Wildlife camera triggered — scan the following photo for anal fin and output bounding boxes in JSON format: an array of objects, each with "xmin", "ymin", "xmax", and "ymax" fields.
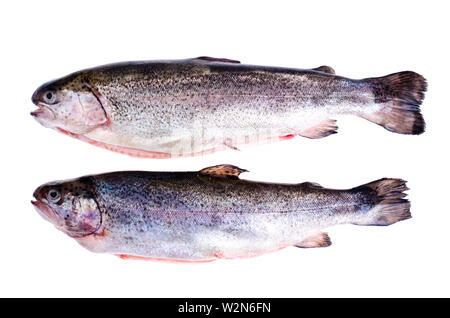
[
  {"xmin": 299, "ymin": 119, "xmax": 338, "ymax": 139},
  {"xmin": 295, "ymin": 232, "xmax": 331, "ymax": 248}
]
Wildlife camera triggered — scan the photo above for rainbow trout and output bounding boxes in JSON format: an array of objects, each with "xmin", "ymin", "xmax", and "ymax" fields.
[
  {"xmin": 31, "ymin": 57, "xmax": 427, "ymax": 158},
  {"xmin": 31, "ymin": 165, "xmax": 411, "ymax": 262}
]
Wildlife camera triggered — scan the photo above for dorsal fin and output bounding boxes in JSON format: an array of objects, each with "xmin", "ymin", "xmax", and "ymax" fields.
[
  {"xmin": 300, "ymin": 182, "xmax": 323, "ymax": 189},
  {"xmin": 195, "ymin": 56, "xmax": 241, "ymax": 64},
  {"xmin": 199, "ymin": 164, "xmax": 247, "ymax": 179},
  {"xmin": 311, "ymin": 65, "xmax": 335, "ymax": 74}
]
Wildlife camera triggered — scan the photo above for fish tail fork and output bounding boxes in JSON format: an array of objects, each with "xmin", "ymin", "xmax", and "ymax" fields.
[
  {"xmin": 361, "ymin": 71, "xmax": 427, "ymax": 135},
  {"xmin": 352, "ymin": 178, "xmax": 411, "ymax": 226}
]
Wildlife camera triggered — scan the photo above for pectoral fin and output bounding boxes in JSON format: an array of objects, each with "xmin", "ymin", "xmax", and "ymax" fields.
[
  {"xmin": 223, "ymin": 138, "xmax": 240, "ymax": 151},
  {"xmin": 295, "ymin": 232, "xmax": 331, "ymax": 248}
]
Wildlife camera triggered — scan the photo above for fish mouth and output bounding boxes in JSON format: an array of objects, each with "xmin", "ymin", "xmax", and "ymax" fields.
[
  {"xmin": 31, "ymin": 199, "xmax": 62, "ymax": 226},
  {"xmin": 30, "ymin": 102, "xmax": 55, "ymax": 121}
]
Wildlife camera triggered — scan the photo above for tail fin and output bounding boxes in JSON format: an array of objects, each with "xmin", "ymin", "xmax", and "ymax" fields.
[
  {"xmin": 355, "ymin": 178, "xmax": 411, "ymax": 226},
  {"xmin": 362, "ymin": 71, "xmax": 427, "ymax": 134}
]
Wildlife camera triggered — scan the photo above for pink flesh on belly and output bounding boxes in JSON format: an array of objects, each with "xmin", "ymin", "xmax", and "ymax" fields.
[
  {"xmin": 116, "ymin": 254, "xmax": 217, "ymax": 263},
  {"xmin": 116, "ymin": 246, "xmax": 290, "ymax": 263},
  {"xmin": 56, "ymin": 128, "xmax": 296, "ymax": 159}
]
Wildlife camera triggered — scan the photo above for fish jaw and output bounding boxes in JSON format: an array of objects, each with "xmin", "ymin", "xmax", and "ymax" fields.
[
  {"xmin": 31, "ymin": 200, "xmax": 64, "ymax": 229},
  {"xmin": 30, "ymin": 102, "xmax": 57, "ymax": 128}
]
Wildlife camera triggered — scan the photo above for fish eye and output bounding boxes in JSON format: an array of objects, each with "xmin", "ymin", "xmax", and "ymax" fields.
[
  {"xmin": 47, "ymin": 189, "xmax": 61, "ymax": 203},
  {"xmin": 43, "ymin": 90, "xmax": 56, "ymax": 104}
]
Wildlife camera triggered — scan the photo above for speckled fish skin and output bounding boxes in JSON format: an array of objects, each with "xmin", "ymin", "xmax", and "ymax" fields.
[
  {"xmin": 31, "ymin": 57, "xmax": 427, "ymax": 158},
  {"xmin": 31, "ymin": 165, "xmax": 411, "ymax": 261}
]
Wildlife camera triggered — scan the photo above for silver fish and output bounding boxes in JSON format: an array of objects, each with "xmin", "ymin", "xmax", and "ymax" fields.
[
  {"xmin": 31, "ymin": 57, "xmax": 427, "ymax": 158},
  {"xmin": 31, "ymin": 165, "xmax": 411, "ymax": 262}
]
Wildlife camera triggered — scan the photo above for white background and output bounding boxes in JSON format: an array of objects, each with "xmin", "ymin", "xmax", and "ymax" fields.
[{"xmin": 1, "ymin": 1, "xmax": 448, "ymax": 297}]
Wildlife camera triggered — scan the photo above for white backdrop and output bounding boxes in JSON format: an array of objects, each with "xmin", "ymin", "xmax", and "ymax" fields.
[{"xmin": 1, "ymin": 0, "xmax": 448, "ymax": 297}]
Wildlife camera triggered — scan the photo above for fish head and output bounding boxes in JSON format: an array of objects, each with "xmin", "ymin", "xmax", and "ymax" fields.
[
  {"xmin": 31, "ymin": 178, "xmax": 102, "ymax": 238},
  {"xmin": 31, "ymin": 73, "xmax": 108, "ymax": 134}
]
